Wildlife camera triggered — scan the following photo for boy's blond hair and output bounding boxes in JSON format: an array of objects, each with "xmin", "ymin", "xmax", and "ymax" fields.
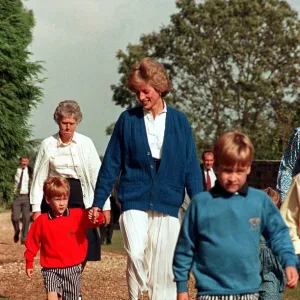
[
  {"xmin": 43, "ymin": 177, "xmax": 70, "ymax": 200},
  {"xmin": 213, "ymin": 132, "xmax": 254, "ymax": 167}
]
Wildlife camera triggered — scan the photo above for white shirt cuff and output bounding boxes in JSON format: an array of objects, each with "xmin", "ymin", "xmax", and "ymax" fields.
[
  {"xmin": 102, "ymin": 197, "xmax": 111, "ymax": 211},
  {"xmin": 31, "ymin": 204, "xmax": 41, "ymax": 213}
]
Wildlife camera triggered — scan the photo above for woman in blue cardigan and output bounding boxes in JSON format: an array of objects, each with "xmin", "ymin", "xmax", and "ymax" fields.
[{"xmin": 92, "ymin": 58, "xmax": 203, "ymax": 300}]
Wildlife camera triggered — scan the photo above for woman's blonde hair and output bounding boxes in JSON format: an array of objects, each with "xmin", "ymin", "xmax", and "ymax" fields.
[
  {"xmin": 43, "ymin": 177, "xmax": 70, "ymax": 201},
  {"xmin": 213, "ymin": 132, "xmax": 254, "ymax": 167},
  {"xmin": 53, "ymin": 100, "xmax": 83, "ymax": 124},
  {"xmin": 127, "ymin": 57, "xmax": 172, "ymax": 97}
]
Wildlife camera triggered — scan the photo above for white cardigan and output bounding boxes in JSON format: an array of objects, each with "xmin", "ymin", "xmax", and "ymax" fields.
[{"xmin": 30, "ymin": 132, "xmax": 110, "ymax": 212}]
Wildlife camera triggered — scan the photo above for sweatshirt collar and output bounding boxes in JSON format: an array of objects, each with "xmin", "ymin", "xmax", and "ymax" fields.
[
  {"xmin": 48, "ymin": 208, "xmax": 70, "ymax": 220},
  {"xmin": 210, "ymin": 180, "xmax": 248, "ymax": 198}
]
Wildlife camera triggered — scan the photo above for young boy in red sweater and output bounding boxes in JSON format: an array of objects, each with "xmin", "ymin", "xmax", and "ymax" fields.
[{"xmin": 24, "ymin": 177, "xmax": 103, "ymax": 300}]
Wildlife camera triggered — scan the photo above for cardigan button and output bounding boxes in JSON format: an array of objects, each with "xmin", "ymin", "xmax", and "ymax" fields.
[
  {"xmin": 150, "ymin": 165, "xmax": 154, "ymax": 169},
  {"xmin": 147, "ymin": 152, "xmax": 151, "ymax": 155}
]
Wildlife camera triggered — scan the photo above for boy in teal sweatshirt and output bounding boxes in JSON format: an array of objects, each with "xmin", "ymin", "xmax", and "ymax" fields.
[{"xmin": 173, "ymin": 132, "xmax": 298, "ymax": 300}]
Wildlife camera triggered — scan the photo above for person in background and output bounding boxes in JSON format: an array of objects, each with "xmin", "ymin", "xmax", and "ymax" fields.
[
  {"xmin": 180, "ymin": 151, "xmax": 216, "ymax": 222},
  {"xmin": 259, "ymin": 187, "xmax": 286, "ymax": 300},
  {"xmin": 200, "ymin": 151, "xmax": 217, "ymax": 190},
  {"xmin": 100, "ymin": 196, "xmax": 114, "ymax": 245},
  {"xmin": 173, "ymin": 132, "xmax": 298, "ymax": 300},
  {"xmin": 277, "ymin": 128, "xmax": 300, "ymax": 202},
  {"xmin": 91, "ymin": 57, "xmax": 203, "ymax": 300},
  {"xmin": 30, "ymin": 100, "xmax": 111, "ymax": 290},
  {"xmin": 11, "ymin": 155, "xmax": 33, "ymax": 244},
  {"xmin": 100, "ymin": 179, "xmax": 121, "ymax": 245},
  {"xmin": 25, "ymin": 177, "xmax": 104, "ymax": 300},
  {"xmin": 280, "ymin": 173, "xmax": 300, "ymax": 277}
]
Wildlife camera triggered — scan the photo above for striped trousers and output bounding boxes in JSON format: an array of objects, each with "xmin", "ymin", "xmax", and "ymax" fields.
[
  {"xmin": 41, "ymin": 264, "xmax": 82, "ymax": 300},
  {"xmin": 120, "ymin": 209, "xmax": 180, "ymax": 300},
  {"xmin": 197, "ymin": 293, "xmax": 259, "ymax": 300}
]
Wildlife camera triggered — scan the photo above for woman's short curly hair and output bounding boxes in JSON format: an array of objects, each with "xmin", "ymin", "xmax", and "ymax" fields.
[
  {"xmin": 127, "ymin": 57, "xmax": 172, "ymax": 98},
  {"xmin": 53, "ymin": 100, "xmax": 83, "ymax": 124}
]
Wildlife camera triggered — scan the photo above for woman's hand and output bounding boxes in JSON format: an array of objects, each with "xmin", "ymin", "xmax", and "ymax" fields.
[
  {"xmin": 32, "ymin": 212, "xmax": 41, "ymax": 221},
  {"xmin": 103, "ymin": 210, "xmax": 111, "ymax": 225}
]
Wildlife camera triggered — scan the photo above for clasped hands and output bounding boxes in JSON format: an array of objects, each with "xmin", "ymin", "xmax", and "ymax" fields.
[{"xmin": 88, "ymin": 207, "xmax": 111, "ymax": 226}]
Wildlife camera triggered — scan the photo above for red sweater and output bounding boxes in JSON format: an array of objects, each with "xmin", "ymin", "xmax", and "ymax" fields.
[{"xmin": 24, "ymin": 208, "xmax": 104, "ymax": 269}]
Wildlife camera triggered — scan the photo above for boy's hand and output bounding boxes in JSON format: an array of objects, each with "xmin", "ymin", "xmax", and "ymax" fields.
[
  {"xmin": 177, "ymin": 292, "xmax": 189, "ymax": 300},
  {"xmin": 89, "ymin": 207, "xmax": 101, "ymax": 224},
  {"xmin": 26, "ymin": 268, "xmax": 33, "ymax": 278},
  {"xmin": 285, "ymin": 266, "xmax": 299, "ymax": 288}
]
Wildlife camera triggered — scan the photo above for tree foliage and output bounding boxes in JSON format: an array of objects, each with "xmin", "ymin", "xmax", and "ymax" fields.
[
  {"xmin": 111, "ymin": 0, "xmax": 300, "ymax": 159},
  {"xmin": 0, "ymin": 0, "xmax": 44, "ymax": 205}
]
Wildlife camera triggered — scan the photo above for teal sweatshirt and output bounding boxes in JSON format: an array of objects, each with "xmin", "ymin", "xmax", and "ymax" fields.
[{"xmin": 173, "ymin": 182, "xmax": 298, "ymax": 296}]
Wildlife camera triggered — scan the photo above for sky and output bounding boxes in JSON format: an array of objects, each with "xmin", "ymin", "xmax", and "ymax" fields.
[
  {"xmin": 24, "ymin": 0, "xmax": 177, "ymax": 155},
  {"xmin": 24, "ymin": 0, "xmax": 300, "ymax": 155}
]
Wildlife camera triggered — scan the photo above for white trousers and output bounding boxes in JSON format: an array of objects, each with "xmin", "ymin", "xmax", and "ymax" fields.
[{"xmin": 119, "ymin": 210, "xmax": 180, "ymax": 300}]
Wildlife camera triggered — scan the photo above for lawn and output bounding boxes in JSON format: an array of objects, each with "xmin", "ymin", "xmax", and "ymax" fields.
[
  {"xmin": 101, "ymin": 228, "xmax": 125, "ymax": 254},
  {"xmin": 103, "ymin": 228, "xmax": 300, "ymax": 299},
  {"xmin": 284, "ymin": 287, "xmax": 300, "ymax": 300}
]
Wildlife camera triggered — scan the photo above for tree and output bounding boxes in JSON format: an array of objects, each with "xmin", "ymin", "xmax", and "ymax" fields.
[
  {"xmin": 0, "ymin": 0, "xmax": 44, "ymax": 205},
  {"xmin": 111, "ymin": 0, "xmax": 300, "ymax": 159}
]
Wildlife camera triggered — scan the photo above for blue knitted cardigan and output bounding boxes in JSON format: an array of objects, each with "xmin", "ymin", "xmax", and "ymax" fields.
[{"xmin": 93, "ymin": 105, "xmax": 203, "ymax": 218}]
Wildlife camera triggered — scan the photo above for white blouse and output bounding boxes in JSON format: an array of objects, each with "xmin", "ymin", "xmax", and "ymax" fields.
[
  {"xmin": 49, "ymin": 139, "xmax": 79, "ymax": 179},
  {"xmin": 143, "ymin": 102, "xmax": 167, "ymax": 159}
]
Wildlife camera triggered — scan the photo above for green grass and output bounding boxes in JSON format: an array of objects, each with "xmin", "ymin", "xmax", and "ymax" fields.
[
  {"xmin": 284, "ymin": 286, "xmax": 300, "ymax": 300},
  {"xmin": 101, "ymin": 228, "xmax": 126, "ymax": 254},
  {"xmin": 0, "ymin": 207, "xmax": 9, "ymax": 213}
]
